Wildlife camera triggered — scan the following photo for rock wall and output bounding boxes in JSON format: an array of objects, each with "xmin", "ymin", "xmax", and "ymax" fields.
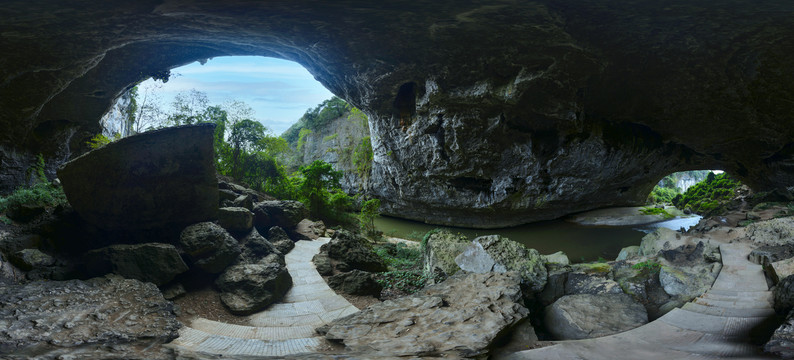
[
  {"xmin": 294, "ymin": 111, "xmax": 371, "ymax": 193},
  {"xmin": 1, "ymin": 1, "xmax": 793, "ymax": 226}
]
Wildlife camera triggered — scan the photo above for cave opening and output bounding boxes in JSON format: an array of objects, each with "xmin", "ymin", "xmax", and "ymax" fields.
[{"xmin": 100, "ymin": 56, "xmax": 335, "ymax": 139}]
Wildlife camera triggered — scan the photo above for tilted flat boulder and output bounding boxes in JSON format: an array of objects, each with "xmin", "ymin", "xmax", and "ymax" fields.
[
  {"xmin": 57, "ymin": 124, "xmax": 218, "ymax": 231},
  {"xmin": 323, "ymin": 271, "xmax": 528, "ymax": 358},
  {"xmin": 544, "ymin": 293, "xmax": 648, "ymax": 340}
]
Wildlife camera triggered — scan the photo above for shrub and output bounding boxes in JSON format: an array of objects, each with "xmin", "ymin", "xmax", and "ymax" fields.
[
  {"xmin": 672, "ymin": 173, "xmax": 741, "ymax": 216},
  {"xmin": 0, "ymin": 182, "xmax": 67, "ymax": 214}
]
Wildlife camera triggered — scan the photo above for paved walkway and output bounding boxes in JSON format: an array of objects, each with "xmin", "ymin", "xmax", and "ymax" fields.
[
  {"xmin": 502, "ymin": 241, "xmax": 777, "ymax": 359},
  {"xmin": 168, "ymin": 237, "xmax": 358, "ymax": 357}
]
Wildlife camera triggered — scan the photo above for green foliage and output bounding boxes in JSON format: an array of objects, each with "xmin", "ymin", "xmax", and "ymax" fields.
[
  {"xmin": 632, "ymin": 260, "xmax": 661, "ymax": 275},
  {"xmin": 86, "ymin": 133, "xmax": 121, "ymax": 149},
  {"xmin": 282, "ymin": 96, "xmax": 351, "ymax": 145},
  {"xmin": 672, "ymin": 173, "xmax": 742, "ymax": 216},
  {"xmin": 639, "ymin": 207, "xmax": 675, "ymax": 219},
  {"xmin": 27, "ymin": 154, "xmax": 47, "ymax": 184},
  {"xmin": 0, "ymin": 182, "xmax": 67, "ymax": 214},
  {"xmin": 420, "ymin": 228, "xmax": 445, "ymax": 250},
  {"xmin": 359, "ymin": 198, "xmax": 381, "ymax": 238},
  {"xmin": 296, "ymin": 128, "xmax": 313, "ymax": 151},
  {"xmin": 352, "ymin": 136, "xmax": 373, "ymax": 181},
  {"xmin": 646, "ymin": 186, "xmax": 680, "ymax": 205},
  {"xmin": 323, "ymin": 133, "xmax": 338, "ymax": 142},
  {"xmin": 373, "ymin": 242, "xmax": 427, "ymax": 296}
]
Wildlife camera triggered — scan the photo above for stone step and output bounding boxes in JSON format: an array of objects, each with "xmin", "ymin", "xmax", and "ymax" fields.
[
  {"xmin": 682, "ymin": 302, "xmax": 775, "ymax": 318},
  {"xmin": 699, "ymin": 290, "xmax": 773, "ymax": 303},
  {"xmin": 190, "ymin": 317, "xmax": 317, "ymax": 340},
  {"xmin": 169, "ymin": 326, "xmax": 324, "ymax": 357},
  {"xmin": 706, "ymin": 289, "xmax": 774, "ymax": 298},
  {"xmin": 659, "ymin": 308, "xmax": 769, "ymax": 336},
  {"xmin": 694, "ymin": 296, "xmax": 772, "ymax": 309},
  {"xmin": 668, "ymin": 333, "xmax": 767, "ymax": 358}
]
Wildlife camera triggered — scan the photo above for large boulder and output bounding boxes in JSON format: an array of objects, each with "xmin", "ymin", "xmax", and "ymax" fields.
[
  {"xmin": 294, "ymin": 219, "xmax": 325, "ymax": 240},
  {"xmin": 327, "ymin": 269, "xmax": 382, "ymax": 297},
  {"xmin": 774, "ymin": 275, "xmax": 794, "ymax": 314},
  {"xmin": 84, "ymin": 243, "xmax": 188, "ymax": 286},
  {"xmin": 252, "ymin": 200, "xmax": 308, "ymax": 231},
  {"xmin": 658, "ymin": 264, "xmax": 720, "ymax": 299},
  {"xmin": 748, "ymin": 217, "xmax": 794, "ymax": 247},
  {"xmin": 237, "ymin": 229, "xmax": 283, "ymax": 265},
  {"xmin": 765, "ymin": 308, "xmax": 794, "ymax": 358},
  {"xmin": 217, "ymin": 207, "xmax": 253, "ymax": 233},
  {"xmin": 268, "ymin": 226, "xmax": 295, "ymax": 255},
  {"xmin": 0, "ymin": 275, "xmax": 180, "ymax": 357},
  {"xmin": 179, "ymin": 222, "xmax": 241, "ymax": 273},
  {"xmin": 215, "ymin": 263, "xmax": 292, "ymax": 315},
  {"xmin": 323, "ymin": 272, "xmax": 528, "ymax": 357},
  {"xmin": 422, "ymin": 230, "xmax": 470, "ymax": 281},
  {"xmin": 322, "ymin": 229, "xmax": 387, "ymax": 273},
  {"xmin": 454, "ymin": 235, "xmax": 548, "ymax": 292},
  {"xmin": 544, "ymin": 293, "xmax": 648, "ymax": 340},
  {"xmin": 57, "ymin": 124, "xmax": 218, "ymax": 231},
  {"xmin": 9, "ymin": 248, "xmax": 55, "ymax": 271}
]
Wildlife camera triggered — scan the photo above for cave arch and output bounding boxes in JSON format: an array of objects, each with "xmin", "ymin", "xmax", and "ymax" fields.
[{"xmin": 2, "ymin": 1, "xmax": 794, "ymax": 227}]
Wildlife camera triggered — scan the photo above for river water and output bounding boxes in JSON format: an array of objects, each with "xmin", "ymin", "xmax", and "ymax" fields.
[{"xmin": 375, "ymin": 214, "xmax": 702, "ymax": 263}]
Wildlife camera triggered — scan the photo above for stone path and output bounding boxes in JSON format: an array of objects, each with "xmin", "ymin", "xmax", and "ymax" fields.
[
  {"xmin": 502, "ymin": 241, "xmax": 777, "ymax": 359},
  {"xmin": 169, "ymin": 237, "xmax": 358, "ymax": 357}
]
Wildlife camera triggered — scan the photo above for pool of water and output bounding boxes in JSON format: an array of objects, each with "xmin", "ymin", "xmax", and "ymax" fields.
[{"xmin": 375, "ymin": 213, "xmax": 702, "ymax": 263}]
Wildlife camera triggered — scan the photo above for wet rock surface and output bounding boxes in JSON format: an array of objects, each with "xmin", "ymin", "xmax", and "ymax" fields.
[
  {"xmin": 56, "ymin": 124, "xmax": 218, "ymax": 231},
  {"xmin": 0, "ymin": 275, "xmax": 180, "ymax": 358},
  {"xmin": 323, "ymin": 271, "xmax": 529, "ymax": 357},
  {"xmin": 544, "ymin": 293, "xmax": 648, "ymax": 340}
]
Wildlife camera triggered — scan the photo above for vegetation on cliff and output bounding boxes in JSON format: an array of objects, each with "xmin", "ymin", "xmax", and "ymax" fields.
[{"xmin": 672, "ymin": 172, "xmax": 742, "ymax": 215}]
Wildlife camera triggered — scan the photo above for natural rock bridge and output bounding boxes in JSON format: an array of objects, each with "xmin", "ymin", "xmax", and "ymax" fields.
[{"xmin": 2, "ymin": 1, "xmax": 793, "ymax": 228}]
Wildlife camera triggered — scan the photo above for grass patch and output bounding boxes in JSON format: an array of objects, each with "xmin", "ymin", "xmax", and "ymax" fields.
[
  {"xmin": 639, "ymin": 207, "xmax": 675, "ymax": 219},
  {"xmin": 373, "ymin": 242, "xmax": 428, "ymax": 297},
  {"xmin": 0, "ymin": 182, "xmax": 67, "ymax": 214},
  {"xmin": 632, "ymin": 260, "xmax": 661, "ymax": 275}
]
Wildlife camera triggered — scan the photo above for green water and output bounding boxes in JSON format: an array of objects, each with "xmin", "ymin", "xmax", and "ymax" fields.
[{"xmin": 375, "ymin": 215, "xmax": 699, "ymax": 262}]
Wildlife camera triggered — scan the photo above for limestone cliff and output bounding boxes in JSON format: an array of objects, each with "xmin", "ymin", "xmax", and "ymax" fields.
[
  {"xmin": 1, "ymin": 1, "xmax": 793, "ymax": 227},
  {"xmin": 291, "ymin": 111, "xmax": 371, "ymax": 193}
]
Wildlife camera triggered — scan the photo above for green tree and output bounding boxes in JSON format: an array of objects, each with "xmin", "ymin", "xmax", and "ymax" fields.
[
  {"xmin": 298, "ymin": 160, "xmax": 342, "ymax": 218},
  {"xmin": 359, "ymin": 198, "xmax": 381, "ymax": 238}
]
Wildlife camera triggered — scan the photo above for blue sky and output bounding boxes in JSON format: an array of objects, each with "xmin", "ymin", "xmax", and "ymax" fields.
[{"xmin": 137, "ymin": 56, "xmax": 335, "ymax": 135}]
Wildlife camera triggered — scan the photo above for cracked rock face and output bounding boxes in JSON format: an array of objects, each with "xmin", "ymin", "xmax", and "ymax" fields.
[
  {"xmin": 2, "ymin": 1, "xmax": 794, "ymax": 227},
  {"xmin": 0, "ymin": 275, "xmax": 180, "ymax": 359}
]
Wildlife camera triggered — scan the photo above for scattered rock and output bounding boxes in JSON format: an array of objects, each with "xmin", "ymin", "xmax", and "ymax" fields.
[
  {"xmin": 422, "ymin": 230, "xmax": 470, "ymax": 281},
  {"xmin": 454, "ymin": 235, "xmax": 547, "ymax": 292},
  {"xmin": 544, "ymin": 293, "xmax": 648, "ymax": 340},
  {"xmin": 0, "ymin": 275, "xmax": 180, "ymax": 356},
  {"xmin": 162, "ymin": 283, "xmax": 186, "ymax": 300},
  {"xmin": 237, "ymin": 229, "xmax": 282, "ymax": 265},
  {"xmin": 765, "ymin": 308, "xmax": 794, "ymax": 358},
  {"xmin": 327, "ymin": 269, "xmax": 382, "ymax": 297},
  {"xmin": 84, "ymin": 243, "xmax": 188, "ymax": 286},
  {"xmin": 215, "ymin": 263, "xmax": 292, "ymax": 315},
  {"xmin": 9, "ymin": 248, "xmax": 55, "ymax": 271},
  {"xmin": 769, "ymin": 258, "xmax": 794, "ymax": 284},
  {"xmin": 659, "ymin": 264, "xmax": 720, "ymax": 298},
  {"xmin": 219, "ymin": 189, "xmax": 239, "ymax": 203},
  {"xmin": 268, "ymin": 226, "xmax": 295, "ymax": 255},
  {"xmin": 322, "ymin": 229, "xmax": 386, "ymax": 273},
  {"xmin": 252, "ymin": 200, "xmax": 308, "ymax": 231},
  {"xmin": 639, "ymin": 228, "xmax": 678, "ymax": 256},
  {"xmin": 542, "ymin": 251, "xmax": 570, "ymax": 267},
  {"xmin": 313, "ymin": 253, "xmax": 333, "ymax": 276},
  {"xmin": 294, "ymin": 219, "xmax": 325, "ymax": 240},
  {"xmin": 616, "ymin": 246, "xmax": 641, "ymax": 261},
  {"xmin": 233, "ymin": 194, "xmax": 254, "ymax": 210},
  {"xmin": 324, "ymin": 272, "xmax": 529, "ymax": 357},
  {"xmin": 750, "ymin": 245, "xmax": 794, "ymax": 266},
  {"xmin": 6, "ymin": 203, "xmax": 46, "ymax": 223},
  {"xmin": 218, "ymin": 207, "xmax": 253, "ymax": 233},
  {"xmin": 774, "ymin": 275, "xmax": 794, "ymax": 314},
  {"xmin": 179, "ymin": 222, "xmax": 241, "ymax": 273},
  {"xmin": 57, "ymin": 124, "xmax": 219, "ymax": 231}
]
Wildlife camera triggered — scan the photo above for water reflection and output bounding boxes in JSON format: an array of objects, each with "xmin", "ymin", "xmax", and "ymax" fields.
[{"xmin": 374, "ymin": 214, "xmax": 702, "ymax": 263}]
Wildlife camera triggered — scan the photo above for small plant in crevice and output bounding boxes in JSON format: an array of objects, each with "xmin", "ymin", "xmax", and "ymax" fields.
[{"xmin": 632, "ymin": 260, "xmax": 661, "ymax": 275}]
